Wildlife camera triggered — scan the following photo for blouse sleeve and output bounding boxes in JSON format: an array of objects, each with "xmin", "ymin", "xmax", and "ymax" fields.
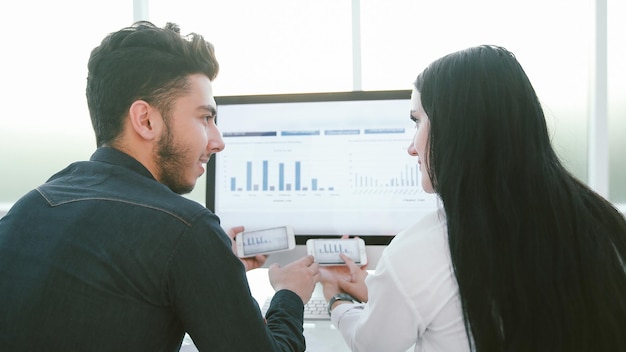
[
  {"xmin": 330, "ymin": 210, "xmax": 466, "ymax": 352},
  {"xmin": 331, "ymin": 254, "xmax": 424, "ymax": 352}
]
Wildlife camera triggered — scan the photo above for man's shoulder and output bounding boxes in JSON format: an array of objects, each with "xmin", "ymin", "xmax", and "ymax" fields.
[{"xmin": 37, "ymin": 160, "xmax": 214, "ymax": 225}]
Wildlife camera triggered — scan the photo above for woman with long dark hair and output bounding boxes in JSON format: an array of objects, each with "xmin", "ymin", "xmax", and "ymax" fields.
[{"xmin": 321, "ymin": 45, "xmax": 626, "ymax": 351}]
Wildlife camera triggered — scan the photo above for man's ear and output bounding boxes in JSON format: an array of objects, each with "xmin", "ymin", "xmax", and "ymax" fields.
[{"xmin": 128, "ymin": 100, "xmax": 161, "ymax": 141}]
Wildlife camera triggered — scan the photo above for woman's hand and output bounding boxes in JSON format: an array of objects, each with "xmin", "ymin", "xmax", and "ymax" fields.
[
  {"xmin": 319, "ymin": 251, "xmax": 369, "ymax": 303},
  {"xmin": 336, "ymin": 253, "xmax": 369, "ymax": 303}
]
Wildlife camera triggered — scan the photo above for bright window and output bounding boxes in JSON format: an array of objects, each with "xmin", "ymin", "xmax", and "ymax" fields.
[
  {"xmin": 0, "ymin": 0, "xmax": 132, "ymax": 208},
  {"xmin": 0, "ymin": 0, "xmax": 623, "ymax": 210},
  {"xmin": 608, "ymin": 0, "xmax": 626, "ymax": 203}
]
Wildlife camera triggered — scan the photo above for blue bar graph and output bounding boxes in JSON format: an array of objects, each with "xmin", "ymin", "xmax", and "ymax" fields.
[
  {"xmin": 295, "ymin": 161, "xmax": 301, "ymax": 191},
  {"xmin": 279, "ymin": 163, "xmax": 285, "ymax": 191},
  {"xmin": 246, "ymin": 162, "xmax": 252, "ymax": 191},
  {"xmin": 262, "ymin": 160, "xmax": 268, "ymax": 191},
  {"xmin": 353, "ymin": 164, "xmax": 419, "ymax": 190},
  {"xmin": 228, "ymin": 160, "xmax": 333, "ymax": 193}
]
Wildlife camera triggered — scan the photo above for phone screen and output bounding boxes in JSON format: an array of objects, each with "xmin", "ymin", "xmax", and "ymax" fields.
[
  {"xmin": 312, "ymin": 239, "xmax": 362, "ymax": 264},
  {"xmin": 242, "ymin": 227, "xmax": 290, "ymax": 256}
]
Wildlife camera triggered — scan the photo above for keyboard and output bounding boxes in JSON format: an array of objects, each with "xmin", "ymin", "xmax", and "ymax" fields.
[{"xmin": 262, "ymin": 297, "xmax": 330, "ymax": 320}]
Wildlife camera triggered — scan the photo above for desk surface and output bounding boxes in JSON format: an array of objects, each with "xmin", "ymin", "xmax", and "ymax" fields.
[{"xmin": 180, "ymin": 269, "xmax": 350, "ymax": 352}]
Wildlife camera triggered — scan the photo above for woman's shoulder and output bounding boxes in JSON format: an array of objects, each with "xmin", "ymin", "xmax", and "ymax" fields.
[
  {"xmin": 390, "ymin": 208, "xmax": 447, "ymax": 247},
  {"xmin": 378, "ymin": 208, "xmax": 450, "ymax": 275}
]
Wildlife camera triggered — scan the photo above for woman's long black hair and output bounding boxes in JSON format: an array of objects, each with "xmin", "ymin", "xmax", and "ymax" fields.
[{"xmin": 415, "ymin": 45, "xmax": 626, "ymax": 351}]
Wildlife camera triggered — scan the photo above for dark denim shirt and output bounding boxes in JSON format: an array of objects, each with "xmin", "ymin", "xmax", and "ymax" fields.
[{"xmin": 0, "ymin": 147, "xmax": 305, "ymax": 352}]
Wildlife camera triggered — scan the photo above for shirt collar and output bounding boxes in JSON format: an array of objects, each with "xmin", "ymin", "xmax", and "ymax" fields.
[{"xmin": 89, "ymin": 147, "xmax": 156, "ymax": 181}]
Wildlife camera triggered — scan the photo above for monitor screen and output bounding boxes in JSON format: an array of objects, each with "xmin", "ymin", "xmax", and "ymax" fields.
[{"xmin": 206, "ymin": 90, "xmax": 439, "ymax": 245}]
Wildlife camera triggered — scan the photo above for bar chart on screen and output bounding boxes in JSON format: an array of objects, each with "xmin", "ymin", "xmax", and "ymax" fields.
[
  {"xmin": 215, "ymin": 129, "xmax": 434, "ymax": 212},
  {"xmin": 226, "ymin": 159, "xmax": 337, "ymax": 193},
  {"xmin": 209, "ymin": 90, "xmax": 440, "ymax": 236}
]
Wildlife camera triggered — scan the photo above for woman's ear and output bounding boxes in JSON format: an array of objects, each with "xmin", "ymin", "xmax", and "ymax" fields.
[{"xmin": 128, "ymin": 100, "xmax": 162, "ymax": 141}]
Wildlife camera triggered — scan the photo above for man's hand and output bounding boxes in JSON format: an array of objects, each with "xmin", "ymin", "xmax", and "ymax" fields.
[
  {"xmin": 269, "ymin": 255, "xmax": 320, "ymax": 304},
  {"xmin": 226, "ymin": 226, "xmax": 267, "ymax": 271}
]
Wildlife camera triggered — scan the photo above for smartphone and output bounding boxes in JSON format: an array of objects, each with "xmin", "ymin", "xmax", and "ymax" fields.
[
  {"xmin": 306, "ymin": 238, "xmax": 367, "ymax": 266},
  {"xmin": 235, "ymin": 226, "xmax": 296, "ymax": 258}
]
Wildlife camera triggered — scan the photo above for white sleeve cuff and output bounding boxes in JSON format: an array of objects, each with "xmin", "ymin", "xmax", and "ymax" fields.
[{"xmin": 330, "ymin": 302, "xmax": 365, "ymax": 328}]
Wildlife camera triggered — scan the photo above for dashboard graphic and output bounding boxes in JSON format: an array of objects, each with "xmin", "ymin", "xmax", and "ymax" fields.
[{"xmin": 208, "ymin": 91, "xmax": 439, "ymax": 238}]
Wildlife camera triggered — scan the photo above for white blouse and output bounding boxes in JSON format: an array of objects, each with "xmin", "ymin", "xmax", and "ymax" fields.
[{"xmin": 331, "ymin": 209, "xmax": 471, "ymax": 352}]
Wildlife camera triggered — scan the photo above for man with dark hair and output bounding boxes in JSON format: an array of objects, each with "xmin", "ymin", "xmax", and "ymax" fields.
[{"xmin": 0, "ymin": 21, "xmax": 319, "ymax": 351}]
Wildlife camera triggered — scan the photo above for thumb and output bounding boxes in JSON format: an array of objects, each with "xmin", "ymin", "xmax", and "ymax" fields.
[
  {"xmin": 228, "ymin": 226, "xmax": 244, "ymax": 240},
  {"xmin": 337, "ymin": 280, "xmax": 362, "ymax": 300},
  {"xmin": 337, "ymin": 279, "xmax": 355, "ymax": 292},
  {"xmin": 268, "ymin": 263, "xmax": 280, "ymax": 272}
]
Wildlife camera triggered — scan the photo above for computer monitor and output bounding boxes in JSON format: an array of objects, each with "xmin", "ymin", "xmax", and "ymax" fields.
[{"xmin": 206, "ymin": 90, "xmax": 439, "ymax": 263}]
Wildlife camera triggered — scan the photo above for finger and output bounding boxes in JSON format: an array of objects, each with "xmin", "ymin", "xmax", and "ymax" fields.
[
  {"xmin": 308, "ymin": 262, "xmax": 320, "ymax": 274},
  {"xmin": 268, "ymin": 263, "xmax": 280, "ymax": 272},
  {"xmin": 337, "ymin": 279, "xmax": 352, "ymax": 291},
  {"xmin": 338, "ymin": 279, "xmax": 361, "ymax": 297},
  {"xmin": 228, "ymin": 226, "xmax": 245, "ymax": 239},
  {"xmin": 340, "ymin": 254, "xmax": 362, "ymax": 275},
  {"xmin": 312, "ymin": 271, "xmax": 321, "ymax": 283},
  {"xmin": 255, "ymin": 254, "xmax": 267, "ymax": 267},
  {"xmin": 243, "ymin": 260, "xmax": 259, "ymax": 271},
  {"xmin": 300, "ymin": 255, "xmax": 315, "ymax": 266},
  {"xmin": 340, "ymin": 253, "xmax": 356, "ymax": 266},
  {"xmin": 340, "ymin": 234, "xmax": 350, "ymax": 239}
]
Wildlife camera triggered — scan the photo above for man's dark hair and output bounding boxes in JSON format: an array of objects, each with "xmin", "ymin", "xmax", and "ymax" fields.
[{"xmin": 86, "ymin": 21, "xmax": 219, "ymax": 146}]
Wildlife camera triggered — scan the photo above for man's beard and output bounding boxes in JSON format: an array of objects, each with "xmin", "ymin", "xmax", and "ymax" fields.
[{"xmin": 155, "ymin": 128, "xmax": 194, "ymax": 195}]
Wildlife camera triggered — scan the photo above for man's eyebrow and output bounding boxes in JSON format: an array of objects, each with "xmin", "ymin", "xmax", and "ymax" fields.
[{"xmin": 199, "ymin": 105, "xmax": 217, "ymax": 116}]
